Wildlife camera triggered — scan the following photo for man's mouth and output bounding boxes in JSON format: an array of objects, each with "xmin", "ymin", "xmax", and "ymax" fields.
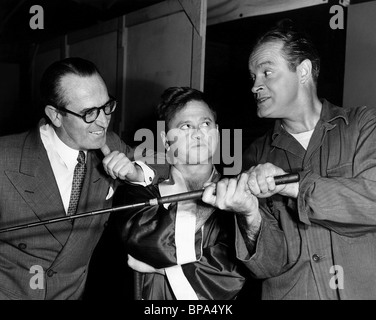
[
  {"xmin": 257, "ymin": 96, "xmax": 270, "ymax": 104},
  {"xmin": 192, "ymin": 142, "xmax": 206, "ymax": 148},
  {"xmin": 90, "ymin": 129, "xmax": 105, "ymax": 136}
]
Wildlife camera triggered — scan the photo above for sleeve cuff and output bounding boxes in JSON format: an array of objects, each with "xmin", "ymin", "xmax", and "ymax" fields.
[
  {"xmin": 132, "ymin": 161, "xmax": 155, "ymax": 186},
  {"xmin": 234, "ymin": 215, "xmax": 260, "ymax": 262},
  {"xmin": 297, "ymin": 169, "xmax": 322, "ymax": 225}
]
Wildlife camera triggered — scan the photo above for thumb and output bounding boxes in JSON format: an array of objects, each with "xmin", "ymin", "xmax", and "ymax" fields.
[
  {"xmin": 101, "ymin": 144, "xmax": 111, "ymax": 156},
  {"xmin": 203, "ymin": 181, "xmax": 213, "ymax": 188},
  {"xmin": 201, "ymin": 183, "xmax": 217, "ymax": 206}
]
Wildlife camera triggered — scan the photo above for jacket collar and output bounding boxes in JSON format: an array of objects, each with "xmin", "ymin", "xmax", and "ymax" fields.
[
  {"xmin": 10, "ymin": 119, "xmax": 107, "ymax": 245},
  {"xmin": 5, "ymin": 120, "xmax": 71, "ymax": 245},
  {"xmin": 271, "ymin": 99, "xmax": 348, "ymax": 144},
  {"xmin": 19, "ymin": 119, "xmax": 51, "ymax": 176}
]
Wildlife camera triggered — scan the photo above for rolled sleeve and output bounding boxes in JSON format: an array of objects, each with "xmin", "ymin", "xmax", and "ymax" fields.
[
  {"xmin": 235, "ymin": 211, "xmax": 288, "ymax": 279},
  {"xmin": 296, "ymin": 169, "xmax": 321, "ymax": 225}
]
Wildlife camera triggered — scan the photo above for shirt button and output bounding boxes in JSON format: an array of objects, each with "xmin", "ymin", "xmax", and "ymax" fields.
[
  {"xmin": 149, "ymin": 177, "xmax": 152, "ymax": 182},
  {"xmin": 18, "ymin": 243, "xmax": 27, "ymax": 250},
  {"xmin": 46, "ymin": 269, "xmax": 56, "ymax": 277},
  {"xmin": 312, "ymin": 254, "xmax": 321, "ymax": 262}
]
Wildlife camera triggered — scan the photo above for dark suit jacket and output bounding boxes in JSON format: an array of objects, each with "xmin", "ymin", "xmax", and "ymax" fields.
[{"xmin": 0, "ymin": 121, "xmax": 136, "ymax": 299}]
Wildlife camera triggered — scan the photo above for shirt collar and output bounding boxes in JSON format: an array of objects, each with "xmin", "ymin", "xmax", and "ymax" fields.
[
  {"xmin": 40, "ymin": 123, "xmax": 87, "ymax": 170},
  {"xmin": 272, "ymin": 99, "xmax": 349, "ymax": 142}
]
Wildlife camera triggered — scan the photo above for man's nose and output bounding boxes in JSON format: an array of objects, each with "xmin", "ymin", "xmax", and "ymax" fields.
[
  {"xmin": 251, "ymin": 78, "xmax": 264, "ymax": 94},
  {"xmin": 95, "ymin": 109, "xmax": 109, "ymax": 127},
  {"xmin": 191, "ymin": 128, "xmax": 204, "ymax": 139}
]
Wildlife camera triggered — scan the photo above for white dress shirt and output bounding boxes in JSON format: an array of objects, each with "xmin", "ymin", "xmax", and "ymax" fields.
[
  {"xmin": 40, "ymin": 124, "xmax": 85, "ymax": 214},
  {"xmin": 40, "ymin": 123, "xmax": 154, "ymax": 215}
]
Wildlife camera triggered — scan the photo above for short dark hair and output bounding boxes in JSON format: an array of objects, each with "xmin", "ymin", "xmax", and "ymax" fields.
[
  {"xmin": 251, "ymin": 19, "xmax": 320, "ymax": 84},
  {"xmin": 40, "ymin": 57, "xmax": 103, "ymax": 109},
  {"xmin": 156, "ymin": 87, "xmax": 217, "ymax": 130}
]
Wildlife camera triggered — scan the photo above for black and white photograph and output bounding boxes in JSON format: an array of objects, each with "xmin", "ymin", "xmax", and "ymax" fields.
[{"xmin": 0, "ymin": 0, "xmax": 375, "ymax": 314}]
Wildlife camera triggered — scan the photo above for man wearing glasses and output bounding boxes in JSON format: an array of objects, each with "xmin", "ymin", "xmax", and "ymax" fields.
[{"xmin": 0, "ymin": 57, "xmax": 163, "ymax": 299}]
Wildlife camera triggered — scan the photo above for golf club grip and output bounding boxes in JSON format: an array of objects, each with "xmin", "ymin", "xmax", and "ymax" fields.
[
  {"xmin": 155, "ymin": 173, "xmax": 300, "ymax": 205},
  {"xmin": 274, "ymin": 172, "xmax": 300, "ymax": 185}
]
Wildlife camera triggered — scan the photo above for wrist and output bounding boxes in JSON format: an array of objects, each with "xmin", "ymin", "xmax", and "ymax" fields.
[
  {"xmin": 129, "ymin": 164, "xmax": 144, "ymax": 182},
  {"xmin": 137, "ymin": 164, "xmax": 145, "ymax": 182},
  {"xmin": 239, "ymin": 210, "xmax": 262, "ymax": 242},
  {"xmin": 279, "ymin": 182, "xmax": 299, "ymax": 198}
]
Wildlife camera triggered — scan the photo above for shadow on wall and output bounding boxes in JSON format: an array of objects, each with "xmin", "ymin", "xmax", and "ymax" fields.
[
  {"xmin": 0, "ymin": 62, "xmax": 42, "ymax": 136},
  {"xmin": 119, "ymin": 78, "xmax": 180, "ymax": 147}
]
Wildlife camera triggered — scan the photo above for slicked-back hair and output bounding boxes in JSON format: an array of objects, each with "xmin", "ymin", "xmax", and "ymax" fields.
[
  {"xmin": 251, "ymin": 19, "xmax": 321, "ymax": 85},
  {"xmin": 156, "ymin": 87, "xmax": 217, "ymax": 131},
  {"xmin": 40, "ymin": 57, "xmax": 103, "ymax": 110}
]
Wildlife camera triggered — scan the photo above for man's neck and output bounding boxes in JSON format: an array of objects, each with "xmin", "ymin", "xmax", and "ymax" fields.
[
  {"xmin": 174, "ymin": 163, "xmax": 214, "ymax": 191},
  {"xmin": 282, "ymin": 95, "xmax": 322, "ymax": 134}
]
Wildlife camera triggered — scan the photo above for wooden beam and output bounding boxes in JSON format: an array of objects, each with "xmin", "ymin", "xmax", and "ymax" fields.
[
  {"xmin": 179, "ymin": 0, "xmax": 207, "ymax": 36},
  {"xmin": 124, "ymin": 0, "xmax": 183, "ymax": 27},
  {"xmin": 67, "ymin": 18, "xmax": 118, "ymax": 45},
  {"xmin": 207, "ymin": 0, "xmax": 329, "ymax": 26}
]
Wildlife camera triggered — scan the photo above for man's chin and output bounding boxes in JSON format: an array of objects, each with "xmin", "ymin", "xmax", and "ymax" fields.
[
  {"xmin": 187, "ymin": 158, "xmax": 212, "ymax": 165},
  {"xmin": 257, "ymin": 105, "xmax": 269, "ymax": 117},
  {"xmin": 87, "ymin": 139, "xmax": 106, "ymax": 151},
  {"xmin": 257, "ymin": 107, "xmax": 275, "ymax": 119},
  {"xmin": 96, "ymin": 134, "xmax": 107, "ymax": 144}
]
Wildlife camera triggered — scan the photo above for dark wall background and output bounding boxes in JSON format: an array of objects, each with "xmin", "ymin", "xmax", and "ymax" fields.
[{"xmin": 204, "ymin": 2, "xmax": 347, "ymax": 150}]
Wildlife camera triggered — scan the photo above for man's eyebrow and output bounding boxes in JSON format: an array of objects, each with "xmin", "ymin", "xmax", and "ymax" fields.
[
  {"xmin": 175, "ymin": 116, "xmax": 214, "ymax": 126},
  {"xmin": 81, "ymin": 98, "xmax": 112, "ymax": 113},
  {"xmin": 256, "ymin": 61, "xmax": 274, "ymax": 69},
  {"xmin": 81, "ymin": 106, "xmax": 96, "ymax": 113},
  {"xmin": 249, "ymin": 60, "xmax": 275, "ymax": 74},
  {"xmin": 175, "ymin": 119, "xmax": 191, "ymax": 127}
]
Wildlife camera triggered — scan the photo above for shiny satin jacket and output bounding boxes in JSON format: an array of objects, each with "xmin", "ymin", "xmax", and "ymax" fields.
[
  {"xmin": 0, "ymin": 121, "xmax": 132, "ymax": 299},
  {"xmin": 240, "ymin": 100, "xmax": 376, "ymax": 299},
  {"xmin": 113, "ymin": 168, "xmax": 248, "ymax": 300}
]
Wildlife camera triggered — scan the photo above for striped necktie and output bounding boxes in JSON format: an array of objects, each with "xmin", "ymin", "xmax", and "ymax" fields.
[{"xmin": 67, "ymin": 150, "xmax": 87, "ymax": 216}]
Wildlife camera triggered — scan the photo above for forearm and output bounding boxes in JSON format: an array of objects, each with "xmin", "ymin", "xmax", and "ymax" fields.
[
  {"xmin": 235, "ymin": 210, "xmax": 288, "ymax": 279},
  {"xmin": 131, "ymin": 161, "xmax": 147, "ymax": 183},
  {"xmin": 237, "ymin": 211, "xmax": 262, "ymax": 254},
  {"xmin": 297, "ymin": 106, "xmax": 376, "ymax": 233},
  {"xmin": 299, "ymin": 171, "xmax": 376, "ymax": 233}
]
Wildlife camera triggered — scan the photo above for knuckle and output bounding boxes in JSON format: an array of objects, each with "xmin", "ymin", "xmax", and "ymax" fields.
[
  {"xmin": 119, "ymin": 152, "xmax": 129, "ymax": 159},
  {"xmin": 217, "ymin": 203, "xmax": 226, "ymax": 210},
  {"xmin": 240, "ymin": 172, "xmax": 248, "ymax": 180},
  {"xmin": 217, "ymin": 180, "xmax": 225, "ymax": 187}
]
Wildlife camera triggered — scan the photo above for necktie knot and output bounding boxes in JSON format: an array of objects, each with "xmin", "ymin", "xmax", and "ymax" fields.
[{"xmin": 77, "ymin": 150, "xmax": 85, "ymax": 165}]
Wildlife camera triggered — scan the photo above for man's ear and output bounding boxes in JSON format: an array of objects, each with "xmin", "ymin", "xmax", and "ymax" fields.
[
  {"xmin": 215, "ymin": 124, "xmax": 220, "ymax": 139},
  {"xmin": 160, "ymin": 131, "xmax": 170, "ymax": 151},
  {"xmin": 45, "ymin": 105, "xmax": 62, "ymax": 127},
  {"xmin": 297, "ymin": 59, "xmax": 312, "ymax": 84}
]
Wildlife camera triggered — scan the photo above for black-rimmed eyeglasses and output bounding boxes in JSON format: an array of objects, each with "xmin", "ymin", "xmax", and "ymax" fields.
[{"xmin": 59, "ymin": 97, "xmax": 117, "ymax": 124}]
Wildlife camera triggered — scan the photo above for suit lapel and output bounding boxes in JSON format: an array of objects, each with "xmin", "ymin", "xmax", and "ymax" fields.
[
  {"xmin": 5, "ymin": 126, "xmax": 114, "ymax": 263},
  {"xmin": 72, "ymin": 149, "xmax": 110, "ymax": 229},
  {"xmin": 5, "ymin": 127, "xmax": 71, "ymax": 245},
  {"xmin": 53, "ymin": 149, "xmax": 113, "ymax": 263}
]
